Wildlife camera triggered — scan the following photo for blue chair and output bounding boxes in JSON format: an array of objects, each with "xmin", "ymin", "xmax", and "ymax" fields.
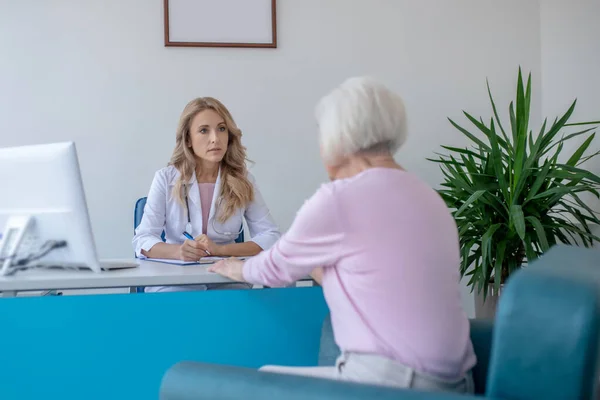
[
  {"xmin": 134, "ymin": 197, "xmax": 166, "ymax": 243},
  {"xmin": 159, "ymin": 244, "xmax": 600, "ymax": 399},
  {"xmin": 133, "ymin": 197, "xmax": 245, "ymax": 293}
]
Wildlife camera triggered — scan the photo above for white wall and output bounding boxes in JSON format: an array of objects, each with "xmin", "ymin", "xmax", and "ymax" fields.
[
  {"xmin": 0, "ymin": 0, "xmax": 544, "ymax": 315},
  {"xmin": 540, "ymin": 0, "xmax": 600, "ymax": 120},
  {"xmin": 540, "ymin": 0, "xmax": 600, "ymax": 218}
]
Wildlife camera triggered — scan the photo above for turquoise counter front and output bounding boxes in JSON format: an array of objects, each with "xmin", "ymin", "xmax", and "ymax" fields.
[{"xmin": 0, "ymin": 287, "xmax": 329, "ymax": 400}]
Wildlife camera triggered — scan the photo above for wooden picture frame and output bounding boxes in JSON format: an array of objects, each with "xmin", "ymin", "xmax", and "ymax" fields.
[{"xmin": 163, "ymin": 0, "xmax": 277, "ymax": 48}]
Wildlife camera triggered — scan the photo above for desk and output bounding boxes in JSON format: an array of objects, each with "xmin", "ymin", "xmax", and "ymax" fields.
[
  {"xmin": 0, "ymin": 285, "xmax": 329, "ymax": 400},
  {"xmin": 0, "ymin": 259, "xmax": 234, "ymax": 297}
]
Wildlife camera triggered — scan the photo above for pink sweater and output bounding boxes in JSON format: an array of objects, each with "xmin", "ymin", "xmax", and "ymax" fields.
[
  {"xmin": 198, "ymin": 183, "xmax": 215, "ymax": 235},
  {"xmin": 243, "ymin": 168, "xmax": 476, "ymax": 379}
]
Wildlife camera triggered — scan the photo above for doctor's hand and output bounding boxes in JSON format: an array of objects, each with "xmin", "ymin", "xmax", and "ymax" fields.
[
  {"xmin": 179, "ymin": 240, "xmax": 208, "ymax": 261},
  {"xmin": 207, "ymin": 258, "xmax": 246, "ymax": 282},
  {"xmin": 195, "ymin": 234, "xmax": 220, "ymax": 256}
]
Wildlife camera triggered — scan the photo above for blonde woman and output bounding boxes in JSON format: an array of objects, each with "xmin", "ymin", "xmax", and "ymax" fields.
[
  {"xmin": 209, "ymin": 78, "xmax": 476, "ymax": 393},
  {"xmin": 133, "ymin": 97, "xmax": 281, "ymax": 292}
]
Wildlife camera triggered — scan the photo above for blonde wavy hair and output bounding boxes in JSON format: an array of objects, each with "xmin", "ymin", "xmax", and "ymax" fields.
[{"xmin": 169, "ymin": 97, "xmax": 254, "ymax": 223}]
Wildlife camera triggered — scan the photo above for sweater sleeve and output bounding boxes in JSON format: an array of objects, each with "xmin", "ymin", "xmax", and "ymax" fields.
[{"xmin": 242, "ymin": 184, "xmax": 344, "ymax": 287}]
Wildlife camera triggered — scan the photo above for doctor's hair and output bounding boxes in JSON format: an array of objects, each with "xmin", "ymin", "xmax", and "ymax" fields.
[
  {"xmin": 315, "ymin": 76, "xmax": 408, "ymax": 164},
  {"xmin": 169, "ymin": 97, "xmax": 254, "ymax": 223}
]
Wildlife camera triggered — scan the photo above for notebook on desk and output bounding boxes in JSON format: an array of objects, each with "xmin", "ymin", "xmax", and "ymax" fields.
[{"xmin": 144, "ymin": 257, "xmax": 248, "ymax": 266}]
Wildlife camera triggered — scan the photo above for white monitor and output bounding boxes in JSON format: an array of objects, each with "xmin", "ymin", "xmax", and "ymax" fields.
[{"xmin": 0, "ymin": 142, "xmax": 105, "ymax": 274}]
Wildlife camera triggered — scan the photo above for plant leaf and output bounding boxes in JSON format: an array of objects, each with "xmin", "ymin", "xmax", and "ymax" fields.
[
  {"xmin": 523, "ymin": 234, "xmax": 537, "ymax": 261},
  {"xmin": 440, "ymin": 145, "xmax": 486, "ymax": 160},
  {"xmin": 577, "ymin": 149, "xmax": 600, "ymax": 166},
  {"xmin": 525, "ymin": 160, "xmax": 552, "ymax": 202},
  {"xmin": 510, "ymin": 205, "xmax": 526, "ymax": 240},
  {"xmin": 487, "ymin": 79, "xmax": 512, "ymax": 155},
  {"xmin": 455, "ymin": 190, "xmax": 487, "ymax": 216},
  {"xmin": 564, "ymin": 120, "xmax": 600, "ymax": 127},
  {"xmin": 525, "ymin": 216, "xmax": 549, "ymax": 251},
  {"xmin": 509, "ymin": 102, "xmax": 517, "ymax": 144},
  {"xmin": 488, "ymin": 120, "xmax": 510, "ymax": 202},
  {"xmin": 567, "ymin": 133, "xmax": 596, "ymax": 166},
  {"xmin": 543, "ymin": 127, "xmax": 596, "ymax": 156},
  {"xmin": 539, "ymin": 100, "xmax": 577, "ymax": 150},
  {"xmin": 448, "ymin": 118, "xmax": 491, "ymax": 152},
  {"xmin": 433, "ymin": 68, "xmax": 600, "ymax": 297},
  {"xmin": 463, "ymin": 112, "xmax": 510, "ymax": 152},
  {"xmin": 494, "ymin": 240, "xmax": 506, "ymax": 293},
  {"xmin": 481, "ymin": 224, "xmax": 502, "ymax": 266}
]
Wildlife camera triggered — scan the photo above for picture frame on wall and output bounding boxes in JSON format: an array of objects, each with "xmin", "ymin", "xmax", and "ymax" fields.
[{"xmin": 163, "ymin": 0, "xmax": 277, "ymax": 48}]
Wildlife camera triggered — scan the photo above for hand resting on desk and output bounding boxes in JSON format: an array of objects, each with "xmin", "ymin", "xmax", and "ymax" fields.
[
  {"xmin": 209, "ymin": 259, "xmax": 323, "ymax": 286},
  {"xmin": 208, "ymin": 258, "xmax": 245, "ymax": 282}
]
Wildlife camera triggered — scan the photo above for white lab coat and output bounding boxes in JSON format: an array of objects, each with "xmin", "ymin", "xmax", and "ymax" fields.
[{"xmin": 132, "ymin": 165, "xmax": 281, "ymax": 260}]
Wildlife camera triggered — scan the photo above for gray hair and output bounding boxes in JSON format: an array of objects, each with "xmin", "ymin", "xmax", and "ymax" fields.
[{"xmin": 315, "ymin": 76, "xmax": 408, "ymax": 164}]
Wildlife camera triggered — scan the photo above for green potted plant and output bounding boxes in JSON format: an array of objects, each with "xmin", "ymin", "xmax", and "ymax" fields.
[{"xmin": 430, "ymin": 68, "xmax": 600, "ymax": 318}]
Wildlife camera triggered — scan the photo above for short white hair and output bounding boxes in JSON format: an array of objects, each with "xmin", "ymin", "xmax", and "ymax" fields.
[{"xmin": 315, "ymin": 76, "xmax": 408, "ymax": 164}]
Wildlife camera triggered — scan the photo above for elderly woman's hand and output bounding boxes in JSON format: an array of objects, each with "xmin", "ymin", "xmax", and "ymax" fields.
[
  {"xmin": 310, "ymin": 267, "xmax": 324, "ymax": 285},
  {"xmin": 208, "ymin": 258, "xmax": 246, "ymax": 282}
]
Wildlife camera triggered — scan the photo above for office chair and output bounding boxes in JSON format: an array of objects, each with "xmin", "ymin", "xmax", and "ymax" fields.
[{"xmin": 133, "ymin": 197, "xmax": 245, "ymax": 293}]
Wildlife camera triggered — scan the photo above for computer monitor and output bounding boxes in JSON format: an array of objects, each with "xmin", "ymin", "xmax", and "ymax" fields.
[{"xmin": 0, "ymin": 141, "xmax": 106, "ymax": 274}]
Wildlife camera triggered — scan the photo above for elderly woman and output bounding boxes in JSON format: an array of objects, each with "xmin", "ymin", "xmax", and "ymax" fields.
[{"xmin": 209, "ymin": 77, "xmax": 476, "ymax": 393}]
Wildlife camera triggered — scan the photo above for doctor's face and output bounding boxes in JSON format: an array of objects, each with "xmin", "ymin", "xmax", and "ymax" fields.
[{"xmin": 188, "ymin": 109, "xmax": 229, "ymax": 164}]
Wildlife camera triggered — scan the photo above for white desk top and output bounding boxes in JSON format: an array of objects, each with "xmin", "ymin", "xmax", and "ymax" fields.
[{"xmin": 0, "ymin": 259, "xmax": 233, "ymax": 292}]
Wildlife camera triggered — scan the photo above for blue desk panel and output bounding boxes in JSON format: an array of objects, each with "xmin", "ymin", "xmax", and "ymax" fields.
[{"xmin": 0, "ymin": 286, "xmax": 329, "ymax": 400}]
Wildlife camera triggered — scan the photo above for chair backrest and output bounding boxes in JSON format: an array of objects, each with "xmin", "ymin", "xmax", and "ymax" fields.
[
  {"xmin": 133, "ymin": 197, "xmax": 147, "ymax": 231},
  {"xmin": 134, "ymin": 197, "xmax": 244, "ymax": 243},
  {"xmin": 134, "ymin": 197, "xmax": 165, "ymax": 242},
  {"xmin": 485, "ymin": 244, "xmax": 600, "ymax": 400}
]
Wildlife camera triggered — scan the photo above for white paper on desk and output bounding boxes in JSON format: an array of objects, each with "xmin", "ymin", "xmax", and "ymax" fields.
[
  {"xmin": 198, "ymin": 256, "xmax": 249, "ymax": 264},
  {"xmin": 144, "ymin": 258, "xmax": 199, "ymax": 265},
  {"xmin": 144, "ymin": 257, "xmax": 248, "ymax": 266}
]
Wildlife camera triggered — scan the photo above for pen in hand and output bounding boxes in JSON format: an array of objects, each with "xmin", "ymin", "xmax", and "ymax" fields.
[{"xmin": 182, "ymin": 231, "xmax": 211, "ymax": 256}]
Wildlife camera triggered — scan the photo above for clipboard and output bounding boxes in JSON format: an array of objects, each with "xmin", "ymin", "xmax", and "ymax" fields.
[{"xmin": 144, "ymin": 257, "xmax": 248, "ymax": 266}]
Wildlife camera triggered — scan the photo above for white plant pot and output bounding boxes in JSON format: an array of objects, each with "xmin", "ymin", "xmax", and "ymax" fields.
[{"xmin": 474, "ymin": 283, "xmax": 504, "ymax": 320}]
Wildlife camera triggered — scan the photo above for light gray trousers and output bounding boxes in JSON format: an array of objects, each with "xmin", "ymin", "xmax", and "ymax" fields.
[{"xmin": 260, "ymin": 352, "xmax": 474, "ymax": 394}]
